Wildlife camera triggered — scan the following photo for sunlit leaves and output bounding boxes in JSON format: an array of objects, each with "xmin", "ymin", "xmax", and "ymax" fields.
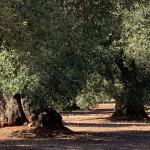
[{"xmin": 0, "ymin": 49, "xmax": 39, "ymax": 96}]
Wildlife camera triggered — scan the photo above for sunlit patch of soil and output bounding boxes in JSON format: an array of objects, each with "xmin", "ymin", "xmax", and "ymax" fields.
[
  {"xmin": 1, "ymin": 103, "xmax": 150, "ymax": 150},
  {"xmin": 63, "ymin": 103, "xmax": 150, "ymax": 133}
]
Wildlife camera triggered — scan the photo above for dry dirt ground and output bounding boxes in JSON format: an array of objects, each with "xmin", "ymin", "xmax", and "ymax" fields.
[{"xmin": 1, "ymin": 103, "xmax": 150, "ymax": 150}]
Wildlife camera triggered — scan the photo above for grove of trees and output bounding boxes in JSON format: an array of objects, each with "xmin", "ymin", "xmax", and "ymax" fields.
[{"xmin": 0, "ymin": 0, "xmax": 150, "ymax": 127}]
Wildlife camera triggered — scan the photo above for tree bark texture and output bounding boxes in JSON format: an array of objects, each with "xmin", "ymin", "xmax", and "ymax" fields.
[
  {"xmin": 0, "ymin": 92, "xmax": 65, "ymax": 129},
  {"xmin": 112, "ymin": 100, "xmax": 149, "ymax": 120},
  {"xmin": 112, "ymin": 51, "xmax": 149, "ymax": 120}
]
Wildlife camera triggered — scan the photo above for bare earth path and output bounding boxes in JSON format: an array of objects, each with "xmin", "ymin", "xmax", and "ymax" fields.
[{"xmin": 1, "ymin": 103, "xmax": 150, "ymax": 150}]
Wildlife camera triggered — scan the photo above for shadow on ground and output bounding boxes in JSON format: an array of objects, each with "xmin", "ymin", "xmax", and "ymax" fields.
[
  {"xmin": 1, "ymin": 130, "xmax": 150, "ymax": 150},
  {"xmin": 62, "ymin": 109, "xmax": 114, "ymax": 116},
  {"xmin": 64, "ymin": 122, "xmax": 150, "ymax": 127},
  {"xmin": 1, "ymin": 104, "xmax": 150, "ymax": 150}
]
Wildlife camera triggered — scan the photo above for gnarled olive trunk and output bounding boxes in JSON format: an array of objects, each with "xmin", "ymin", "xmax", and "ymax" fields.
[
  {"xmin": 112, "ymin": 98, "xmax": 149, "ymax": 120},
  {"xmin": 113, "ymin": 51, "xmax": 149, "ymax": 120},
  {"xmin": 0, "ymin": 93, "xmax": 28, "ymax": 127},
  {"xmin": 0, "ymin": 92, "xmax": 65, "ymax": 130}
]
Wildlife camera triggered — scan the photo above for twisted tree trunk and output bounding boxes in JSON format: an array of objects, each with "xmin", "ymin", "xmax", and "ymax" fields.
[
  {"xmin": 112, "ymin": 99, "xmax": 149, "ymax": 121},
  {"xmin": 0, "ymin": 92, "xmax": 65, "ymax": 130},
  {"xmin": 112, "ymin": 51, "xmax": 150, "ymax": 120}
]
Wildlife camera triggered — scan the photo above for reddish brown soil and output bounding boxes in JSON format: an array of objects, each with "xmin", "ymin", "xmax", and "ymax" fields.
[{"xmin": 0, "ymin": 103, "xmax": 150, "ymax": 150}]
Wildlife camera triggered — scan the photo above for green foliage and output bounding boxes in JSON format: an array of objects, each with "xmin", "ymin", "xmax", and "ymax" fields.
[
  {"xmin": 123, "ymin": 3, "xmax": 150, "ymax": 72},
  {"xmin": 0, "ymin": 47, "xmax": 39, "ymax": 96},
  {"xmin": 76, "ymin": 73, "xmax": 107, "ymax": 109},
  {"xmin": 109, "ymin": 2, "xmax": 150, "ymax": 112},
  {"xmin": 0, "ymin": 0, "xmax": 150, "ymax": 113}
]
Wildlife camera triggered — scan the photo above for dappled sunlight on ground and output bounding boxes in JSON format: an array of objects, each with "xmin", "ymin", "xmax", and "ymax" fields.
[
  {"xmin": 63, "ymin": 103, "xmax": 150, "ymax": 133},
  {"xmin": 1, "ymin": 103, "xmax": 150, "ymax": 149}
]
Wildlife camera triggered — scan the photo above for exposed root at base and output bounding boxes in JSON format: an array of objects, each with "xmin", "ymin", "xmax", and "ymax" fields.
[{"xmin": 12, "ymin": 125, "xmax": 74, "ymax": 139}]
